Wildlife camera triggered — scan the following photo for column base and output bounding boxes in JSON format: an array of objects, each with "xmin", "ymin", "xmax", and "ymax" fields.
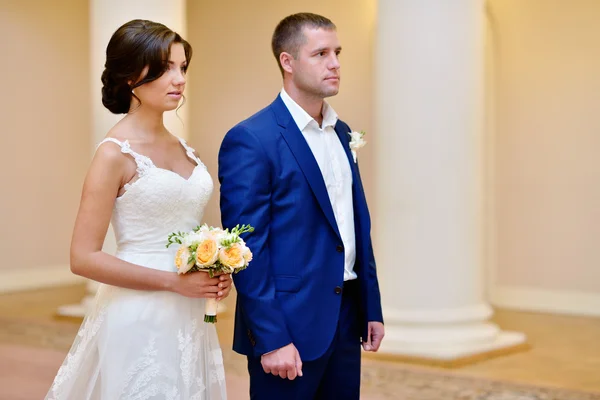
[
  {"xmin": 368, "ymin": 330, "xmax": 528, "ymax": 368},
  {"xmin": 55, "ymin": 295, "xmax": 95, "ymax": 319}
]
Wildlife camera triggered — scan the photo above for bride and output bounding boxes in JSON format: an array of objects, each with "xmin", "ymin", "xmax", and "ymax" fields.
[{"xmin": 46, "ymin": 19, "xmax": 230, "ymax": 400}]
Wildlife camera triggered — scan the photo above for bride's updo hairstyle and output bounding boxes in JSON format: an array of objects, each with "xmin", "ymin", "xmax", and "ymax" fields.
[{"xmin": 101, "ymin": 19, "xmax": 192, "ymax": 114}]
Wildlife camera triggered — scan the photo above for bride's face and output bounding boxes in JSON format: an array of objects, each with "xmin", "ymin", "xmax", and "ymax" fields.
[{"xmin": 132, "ymin": 43, "xmax": 188, "ymax": 112}]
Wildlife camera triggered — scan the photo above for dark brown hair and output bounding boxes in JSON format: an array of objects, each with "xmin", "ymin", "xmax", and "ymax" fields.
[
  {"xmin": 271, "ymin": 13, "xmax": 336, "ymax": 75},
  {"xmin": 101, "ymin": 19, "xmax": 192, "ymax": 114}
]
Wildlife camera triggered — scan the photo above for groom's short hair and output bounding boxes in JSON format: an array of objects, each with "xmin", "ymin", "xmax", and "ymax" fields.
[{"xmin": 272, "ymin": 13, "xmax": 336, "ymax": 75}]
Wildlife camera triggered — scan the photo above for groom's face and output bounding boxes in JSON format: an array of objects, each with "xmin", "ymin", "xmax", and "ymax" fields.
[{"xmin": 290, "ymin": 27, "xmax": 341, "ymax": 99}]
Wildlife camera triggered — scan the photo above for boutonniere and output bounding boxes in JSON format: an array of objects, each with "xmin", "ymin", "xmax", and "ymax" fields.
[{"xmin": 348, "ymin": 131, "xmax": 367, "ymax": 163}]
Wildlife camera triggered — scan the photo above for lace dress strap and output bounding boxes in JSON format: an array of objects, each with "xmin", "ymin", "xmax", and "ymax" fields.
[
  {"xmin": 96, "ymin": 138, "xmax": 155, "ymax": 178},
  {"xmin": 177, "ymin": 137, "xmax": 206, "ymax": 169}
]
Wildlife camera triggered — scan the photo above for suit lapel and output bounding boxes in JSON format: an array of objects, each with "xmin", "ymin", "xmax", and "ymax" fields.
[
  {"xmin": 335, "ymin": 122, "xmax": 367, "ymax": 208},
  {"xmin": 335, "ymin": 121, "xmax": 368, "ymax": 228},
  {"xmin": 334, "ymin": 122, "xmax": 359, "ymax": 180},
  {"xmin": 273, "ymin": 96, "xmax": 342, "ymax": 240},
  {"xmin": 334, "ymin": 122, "xmax": 371, "ymax": 276}
]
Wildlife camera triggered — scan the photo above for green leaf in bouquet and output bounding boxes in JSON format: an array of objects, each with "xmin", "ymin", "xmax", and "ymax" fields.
[{"xmin": 166, "ymin": 231, "xmax": 185, "ymax": 248}]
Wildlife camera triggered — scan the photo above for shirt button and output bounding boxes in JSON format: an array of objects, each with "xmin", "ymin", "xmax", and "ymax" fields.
[
  {"xmin": 334, "ymin": 286, "xmax": 342, "ymax": 295},
  {"xmin": 336, "ymin": 245, "xmax": 344, "ymax": 253}
]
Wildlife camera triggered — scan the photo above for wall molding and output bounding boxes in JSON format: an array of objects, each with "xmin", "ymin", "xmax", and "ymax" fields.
[
  {"xmin": 490, "ymin": 285, "xmax": 600, "ymax": 318},
  {"xmin": 0, "ymin": 265, "xmax": 85, "ymax": 293}
]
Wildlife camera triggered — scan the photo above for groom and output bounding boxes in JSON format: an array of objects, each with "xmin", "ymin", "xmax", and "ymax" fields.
[{"xmin": 219, "ymin": 12, "xmax": 384, "ymax": 399}]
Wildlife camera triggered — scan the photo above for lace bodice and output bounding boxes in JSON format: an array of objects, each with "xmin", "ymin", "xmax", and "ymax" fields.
[{"xmin": 97, "ymin": 137, "xmax": 213, "ymax": 257}]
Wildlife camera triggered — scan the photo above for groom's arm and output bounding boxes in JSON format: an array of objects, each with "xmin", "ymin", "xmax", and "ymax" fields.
[
  {"xmin": 364, "ymin": 239, "xmax": 384, "ymax": 324},
  {"xmin": 219, "ymin": 124, "xmax": 292, "ymax": 357},
  {"xmin": 353, "ymin": 155, "xmax": 385, "ymax": 351},
  {"xmin": 362, "ymin": 237, "xmax": 385, "ymax": 351},
  {"xmin": 340, "ymin": 121, "xmax": 384, "ymax": 350}
]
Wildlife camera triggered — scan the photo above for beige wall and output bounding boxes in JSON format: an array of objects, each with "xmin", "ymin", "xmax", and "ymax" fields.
[
  {"xmin": 488, "ymin": 0, "xmax": 600, "ymax": 293},
  {"xmin": 3, "ymin": 0, "xmax": 599, "ymax": 312},
  {"xmin": 0, "ymin": 1, "xmax": 91, "ymax": 272},
  {"xmin": 188, "ymin": 0, "xmax": 600, "ymax": 307},
  {"xmin": 186, "ymin": 0, "xmax": 377, "ymax": 227}
]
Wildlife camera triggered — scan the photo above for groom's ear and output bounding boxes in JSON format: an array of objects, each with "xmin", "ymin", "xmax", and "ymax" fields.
[{"xmin": 279, "ymin": 52, "xmax": 294, "ymax": 74}]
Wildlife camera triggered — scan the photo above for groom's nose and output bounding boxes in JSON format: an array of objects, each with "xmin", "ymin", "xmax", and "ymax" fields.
[{"xmin": 328, "ymin": 54, "xmax": 341, "ymax": 70}]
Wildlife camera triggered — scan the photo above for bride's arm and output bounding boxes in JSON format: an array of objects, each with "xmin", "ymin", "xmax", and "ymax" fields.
[{"xmin": 69, "ymin": 143, "xmax": 230, "ymax": 299}]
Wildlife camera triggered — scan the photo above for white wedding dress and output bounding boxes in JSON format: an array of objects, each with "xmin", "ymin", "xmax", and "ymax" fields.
[{"xmin": 46, "ymin": 137, "xmax": 227, "ymax": 400}]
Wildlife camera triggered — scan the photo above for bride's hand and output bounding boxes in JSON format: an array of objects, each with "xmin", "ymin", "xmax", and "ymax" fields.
[
  {"xmin": 216, "ymin": 274, "xmax": 233, "ymax": 302},
  {"xmin": 171, "ymin": 272, "xmax": 222, "ymax": 298}
]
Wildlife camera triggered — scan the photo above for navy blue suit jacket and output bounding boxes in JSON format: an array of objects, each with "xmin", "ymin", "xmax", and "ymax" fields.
[{"xmin": 218, "ymin": 95, "xmax": 383, "ymax": 362}]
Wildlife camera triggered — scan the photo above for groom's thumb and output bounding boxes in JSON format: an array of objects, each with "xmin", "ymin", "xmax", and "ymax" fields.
[{"xmin": 363, "ymin": 326, "xmax": 373, "ymax": 351}]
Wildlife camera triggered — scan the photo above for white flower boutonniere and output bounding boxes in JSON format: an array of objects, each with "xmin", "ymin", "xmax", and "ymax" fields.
[{"xmin": 348, "ymin": 130, "xmax": 367, "ymax": 163}]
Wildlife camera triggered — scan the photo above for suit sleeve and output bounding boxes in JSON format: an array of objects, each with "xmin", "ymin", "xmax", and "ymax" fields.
[
  {"xmin": 218, "ymin": 125, "xmax": 292, "ymax": 356},
  {"xmin": 364, "ymin": 238, "xmax": 384, "ymax": 324}
]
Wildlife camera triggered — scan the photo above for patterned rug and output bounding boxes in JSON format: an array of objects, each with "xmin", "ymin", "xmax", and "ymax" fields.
[
  {"xmin": 1, "ymin": 316, "xmax": 598, "ymax": 400},
  {"xmin": 359, "ymin": 360, "xmax": 600, "ymax": 400}
]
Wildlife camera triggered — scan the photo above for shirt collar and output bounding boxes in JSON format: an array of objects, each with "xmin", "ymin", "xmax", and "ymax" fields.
[{"xmin": 280, "ymin": 88, "xmax": 338, "ymax": 132}]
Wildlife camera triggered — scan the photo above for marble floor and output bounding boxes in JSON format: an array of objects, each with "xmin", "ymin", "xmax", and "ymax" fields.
[{"xmin": 1, "ymin": 284, "xmax": 599, "ymax": 399}]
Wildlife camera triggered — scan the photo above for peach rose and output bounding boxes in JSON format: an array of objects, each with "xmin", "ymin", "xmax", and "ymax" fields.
[
  {"xmin": 219, "ymin": 243, "xmax": 245, "ymax": 269},
  {"xmin": 175, "ymin": 246, "xmax": 194, "ymax": 274},
  {"xmin": 242, "ymin": 245, "xmax": 253, "ymax": 264},
  {"xmin": 195, "ymin": 238, "xmax": 219, "ymax": 266}
]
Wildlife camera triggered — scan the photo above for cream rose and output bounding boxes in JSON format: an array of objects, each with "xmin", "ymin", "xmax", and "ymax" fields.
[
  {"xmin": 195, "ymin": 238, "xmax": 219, "ymax": 266},
  {"xmin": 175, "ymin": 245, "xmax": 194, "ymax": 274},
  {"xmin": 218, "ymin": 243, "xmax": 246, "ymax": 269},
  {"xmin": 182, "ymin": 232, "xmax": 203, "ymax": 247},
  {"xmin": 198, "ymin": 224, "xmax": 211, "ymax": 234},
  {"xmin": 242, "ymin": 245, "xmax": 253, "ymax": 265}
]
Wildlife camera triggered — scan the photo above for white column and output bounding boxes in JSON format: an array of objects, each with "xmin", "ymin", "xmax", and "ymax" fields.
[
  {"xmin": 57, "ymin": 0, "xmax": 189, "ymax": 318},
  {"xmin": 373, "ymin": 0, "xmax": 525, "ymax": 360}
]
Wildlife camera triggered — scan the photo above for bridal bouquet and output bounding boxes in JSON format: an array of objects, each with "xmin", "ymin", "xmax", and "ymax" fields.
[{"xmin": 166, "ymin": 223, "xmax": 254, "ymax": 323}]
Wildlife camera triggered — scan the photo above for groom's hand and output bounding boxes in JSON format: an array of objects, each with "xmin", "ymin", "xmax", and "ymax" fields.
[
  {"xmin": 362, "ymin": 321, "xmax": 385, "ymax": 352},
  {"xmin": 260, "ymin": 343, "xmax": 303, "ymax": 380}
]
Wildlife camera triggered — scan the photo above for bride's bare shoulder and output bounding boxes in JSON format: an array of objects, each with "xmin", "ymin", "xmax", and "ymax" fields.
[
  {"xmin": 95, "ymin": 122, "xmax": 135, "ymax": 159},
  {"xmin": 92, "ymin": 141, "xmax": 128, "ymax": 171}
]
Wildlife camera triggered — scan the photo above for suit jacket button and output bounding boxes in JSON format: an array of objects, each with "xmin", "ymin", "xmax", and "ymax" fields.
[
  {"xmin": 334, "ymin": 286, "xmax": 342, "ymax": 295},
  {"xmin": 336, "ymin": 245, "xmax": 344, "ymax": 253}
]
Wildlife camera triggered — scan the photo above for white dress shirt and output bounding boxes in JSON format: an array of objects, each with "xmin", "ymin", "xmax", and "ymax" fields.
[{"xmin": 280, "ymin": 88, "xmax": 357, "ymax": 281}]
